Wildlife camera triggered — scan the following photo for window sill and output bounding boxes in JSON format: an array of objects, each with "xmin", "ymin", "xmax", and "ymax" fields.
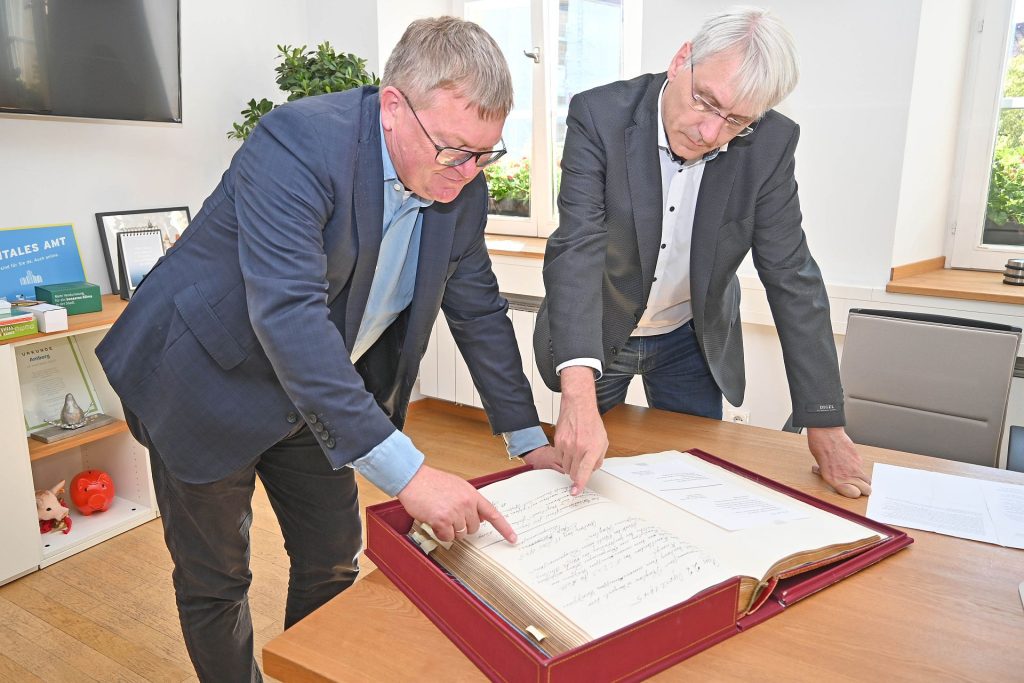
[
  {"xmin": 886, "ymin": 257, "xmax": 1024, "ymax": 305},
  {"xmin": 485, "ymin": 235, "xmax": 546, "ymax": 259}
]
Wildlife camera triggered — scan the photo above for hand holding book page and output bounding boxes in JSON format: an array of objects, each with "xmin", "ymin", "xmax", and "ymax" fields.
[{"xmin": 413, "ymin": 451, "xmax": 887, "ymax": 656}]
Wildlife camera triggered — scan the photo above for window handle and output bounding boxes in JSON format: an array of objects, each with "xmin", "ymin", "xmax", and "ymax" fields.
[{"xmin": 523, "ymin": 47, "xmax": 540, "ymax": 63}]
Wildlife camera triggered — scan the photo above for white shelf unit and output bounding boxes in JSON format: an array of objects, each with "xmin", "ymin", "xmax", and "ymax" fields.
[
  {"xmin": 31, "ymin": 428, "xmax": 156, "ymax": 567},
  {"xmin": 0, "ymin": 298, "xmax": 158, "ymax": 585}
]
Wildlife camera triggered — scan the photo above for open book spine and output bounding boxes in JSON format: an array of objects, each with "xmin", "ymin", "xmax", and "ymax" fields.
[
  {"xmin": 742, "ymin": 536, "xmax": 888, "ymax": 615},
  {"xmin": 410, "ymin": 522, "xmax": 590, "ymax": 656}
]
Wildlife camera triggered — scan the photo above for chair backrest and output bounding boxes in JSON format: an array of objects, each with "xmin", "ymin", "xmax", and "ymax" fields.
[{"xmin": 840, "ymin": 309, "xmax": 1021, "ymax": 467}]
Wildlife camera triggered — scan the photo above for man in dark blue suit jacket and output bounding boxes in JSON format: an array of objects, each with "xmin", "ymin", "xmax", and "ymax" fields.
[{"xmin": 97, "ymin": 17, "xmax": 555, "ymax": 681}]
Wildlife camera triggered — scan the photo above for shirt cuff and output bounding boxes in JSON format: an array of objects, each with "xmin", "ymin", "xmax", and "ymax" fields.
[
  {"xmin": 502, "ymin": 426, "xmax": 549, "ymax": 460},
  {"xmin": 555, "ymin": 358, "xmax": 603, "ymax": 380},
  {"xmin": 349, "ymin": 430, "xmax": 425, "ymax": 497}
]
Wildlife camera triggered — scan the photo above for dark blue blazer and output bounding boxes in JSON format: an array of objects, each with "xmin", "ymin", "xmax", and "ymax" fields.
[{"xmin": 97, "ymin": 87, "xmax": 539, "ymax": 483}]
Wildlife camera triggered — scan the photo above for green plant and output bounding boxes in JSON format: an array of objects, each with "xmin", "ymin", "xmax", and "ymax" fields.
[
  {"xmin": 483, "ymin": 158, "xmax": 531, "ymax": 202},
  {"xmin": 228, "ymin": 42, "xmax": 379, "ymax": 140},
  {"xmin": 987, "ymin": 146, "xmax": 1024, "ymax": 226}
]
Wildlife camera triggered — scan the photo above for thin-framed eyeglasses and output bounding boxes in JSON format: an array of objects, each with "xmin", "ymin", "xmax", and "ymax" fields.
[
  {"xmin": 396, "ymin": 89, "xmax": 507, "ymax": 168},
  {"xmin": 688, "ymin": 63, "xmax": 757, "ymax": 138}
]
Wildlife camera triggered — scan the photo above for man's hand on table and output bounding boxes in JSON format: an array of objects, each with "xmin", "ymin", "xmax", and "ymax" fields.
[{"xmin": 807, "ymin": 426, "xmax": 872, "ymax": 498}]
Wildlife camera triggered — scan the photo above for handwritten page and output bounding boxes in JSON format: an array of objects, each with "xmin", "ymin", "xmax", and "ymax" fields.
[
  {"xmin": 866, "ymin": 464, "xmax": 1024, "ymax": 549},
  {"xmin": 468, "ymin": 470, "xmax": 730, "ymax": 639},
  {"xmin": 601, "ymin": 453, "xmax": 809, "ymax": 531}
]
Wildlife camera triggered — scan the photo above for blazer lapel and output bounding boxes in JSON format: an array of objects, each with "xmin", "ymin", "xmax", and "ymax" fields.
[
  {"xmin": 625, "ymin": 75, "xmax": 668, "ymax": 296},
  {"xmin": 690, "ymin": 144, "xmax": 740, "ymax": 322},
  {"xmin": 344, "ymin": 92, "xmax": 385, "ymax": 347}
]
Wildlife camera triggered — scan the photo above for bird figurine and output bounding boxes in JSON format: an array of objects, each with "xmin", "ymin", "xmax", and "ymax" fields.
[{"xmin": 59, "ymin": 393, "xmax": 86, "ymax": 427}]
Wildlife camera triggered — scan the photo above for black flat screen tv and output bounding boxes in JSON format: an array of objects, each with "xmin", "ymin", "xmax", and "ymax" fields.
[{"xmin": 0, "ymin": 0, "xmax": 181, "ymax": 122}]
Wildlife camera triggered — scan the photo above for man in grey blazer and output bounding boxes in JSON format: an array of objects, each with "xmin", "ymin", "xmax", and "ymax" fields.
[
  {"xmin": 97, "ymin": 18, "xmax": 554, "ymax": 681},
  {"xmin": 535, "ymin": 7, "xmax": 871, "ymax": 499}
]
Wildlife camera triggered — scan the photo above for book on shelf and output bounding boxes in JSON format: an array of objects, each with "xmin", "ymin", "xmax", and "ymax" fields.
[
  {"xmin": 408, "ymin": 450, "xmax": 893, "ymax": 658},
  {"xmin": 0, "ymin": 308, "xmax": 38, "ymax": 341}
]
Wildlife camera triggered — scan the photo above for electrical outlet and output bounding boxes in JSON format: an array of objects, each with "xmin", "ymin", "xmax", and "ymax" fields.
[{"xmin": 725, "ymin": 408, "xmax": 750, "ymax": 424}]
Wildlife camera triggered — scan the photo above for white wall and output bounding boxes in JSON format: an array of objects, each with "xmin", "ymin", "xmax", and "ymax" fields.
[
  {"xmin": 0, "ymin": 0, "xmax": 378, "ymax": 295},
  {"xmin": 892, "ymin": 0, "xmax": 974, "ymax": 267},
  {"xmin": 307, "ymin": 1, "xmax": 381, "ymax": 73},
  {"xmin": 377, "ymin": 0, "xmax": 453, "ymax": 71}
]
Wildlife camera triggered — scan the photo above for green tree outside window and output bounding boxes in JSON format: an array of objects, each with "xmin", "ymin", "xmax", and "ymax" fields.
[{"xmin": 985, "ymin": 34, "xmax": 1024, "ymax": 244}]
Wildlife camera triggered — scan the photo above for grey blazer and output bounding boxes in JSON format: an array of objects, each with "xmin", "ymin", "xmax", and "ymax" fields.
[
  {"xmin": 534, "ymin": 73, "xmax": 844, "ymax": 428},
  {"xmin": 97, "ymin": 87, "xmax": 539, "ymax": 483}
]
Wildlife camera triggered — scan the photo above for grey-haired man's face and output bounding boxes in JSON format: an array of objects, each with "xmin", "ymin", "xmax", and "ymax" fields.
[{"xmin": 663, "ymin": 44, "xmax": 757, "ymax": 160}]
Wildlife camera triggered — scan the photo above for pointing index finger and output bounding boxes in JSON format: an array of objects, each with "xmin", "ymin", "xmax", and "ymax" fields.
[
  {"xmin": 571, "ymin": 451, "xmax": 598, "ymax": 496},
  {"xmin": 477, "ymin": 495, "xmax": 517, "ymax": 544}
]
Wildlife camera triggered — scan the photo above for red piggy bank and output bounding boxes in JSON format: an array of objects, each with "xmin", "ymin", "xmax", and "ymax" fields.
[{"xmin": 70, "ymin": 469, "xmax": 115, "ymax": 515}]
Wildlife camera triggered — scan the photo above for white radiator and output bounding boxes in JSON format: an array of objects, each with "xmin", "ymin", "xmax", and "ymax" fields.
[{"xmin": 418, "ymin": 294, "xmax": 561, "ymax": 424}]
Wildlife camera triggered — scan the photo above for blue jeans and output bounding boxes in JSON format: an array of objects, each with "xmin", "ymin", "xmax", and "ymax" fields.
[{"xmin": 595, "ymin": 321, "xmax": 723, "ymax": 420}]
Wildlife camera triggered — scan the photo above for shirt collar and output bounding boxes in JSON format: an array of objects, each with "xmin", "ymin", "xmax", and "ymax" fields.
[
  {"xmin": 657, "ymin": 79, "xmax": 727, "ymax": 165},
  {"xmin": 380, "ymin": 117, "xmax": 399, "ymax": 183}
]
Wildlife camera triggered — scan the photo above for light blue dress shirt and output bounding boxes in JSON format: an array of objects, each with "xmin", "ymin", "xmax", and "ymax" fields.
[{"xmin": 348, "ymin": 119, "xmax": 548, "ymax": 496}]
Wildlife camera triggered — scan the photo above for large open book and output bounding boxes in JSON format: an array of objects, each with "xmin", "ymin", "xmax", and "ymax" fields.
[{"xmin": 410, "ymin": 450, "xmax": 889, "ymax": 657}]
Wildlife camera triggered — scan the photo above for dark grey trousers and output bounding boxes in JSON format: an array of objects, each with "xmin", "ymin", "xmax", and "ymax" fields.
[{"xmin": 128, "ymin": 412, "xmax": 361, "ymax": 682}]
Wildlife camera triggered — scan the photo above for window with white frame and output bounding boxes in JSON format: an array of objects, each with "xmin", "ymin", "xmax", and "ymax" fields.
[
  {"xmin": 459, "ymin": 0, "xmax": 642, "ymax": 237},
  {"xmin": 952, "ymin": 0, "xmax": 1024, "ymax": 269}
]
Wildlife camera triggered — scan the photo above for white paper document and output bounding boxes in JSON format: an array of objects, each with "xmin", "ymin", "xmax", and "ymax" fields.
[
  {"xmin": 601, "ymin": 452, "xmax": 809, "ymax": 531},
  {"xmin": 866, "ymin": 463, "xmax": 1024, "ymax": 549}
]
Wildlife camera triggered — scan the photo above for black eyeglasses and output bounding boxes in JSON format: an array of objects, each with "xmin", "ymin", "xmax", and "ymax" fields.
[
  {"xmin": 396, "ymin": 89, "xmax": 507, "ymax": 168},
  {"xmin": 688, "ymin": 63, "xmax": 757, "ymax": 138}
]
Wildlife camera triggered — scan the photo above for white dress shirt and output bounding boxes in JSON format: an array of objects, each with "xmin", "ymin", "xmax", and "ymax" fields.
[{"xmin": 557, "ymin": 81, "xmax": 727, "ymax": 374}]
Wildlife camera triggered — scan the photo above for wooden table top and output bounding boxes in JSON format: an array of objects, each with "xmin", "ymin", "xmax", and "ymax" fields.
[{"xmin": 264, "ymin": 402, "xmax": 1024, "ymax": 682}]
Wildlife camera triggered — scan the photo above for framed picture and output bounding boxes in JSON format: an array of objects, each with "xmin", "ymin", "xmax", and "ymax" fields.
[
  {"xmin": 116, "ymin": 229, "xmax": 165, "ymax": 299},
  {"xmin": 16, "ymin": 337, "xmax": 102, "ymax": 433},
  {"xmin": 96, "ymin": 207, "xmax": 190, "ymax": 293},
  {"xmin": 0, "ymin": 223, "xmax": 87, "ymax": 300}
]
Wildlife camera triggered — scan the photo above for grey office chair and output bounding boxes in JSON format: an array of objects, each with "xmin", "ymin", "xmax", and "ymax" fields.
[{"xmin": 838, "ymin": 309, "xmax": 1021, "ymax": 467}]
